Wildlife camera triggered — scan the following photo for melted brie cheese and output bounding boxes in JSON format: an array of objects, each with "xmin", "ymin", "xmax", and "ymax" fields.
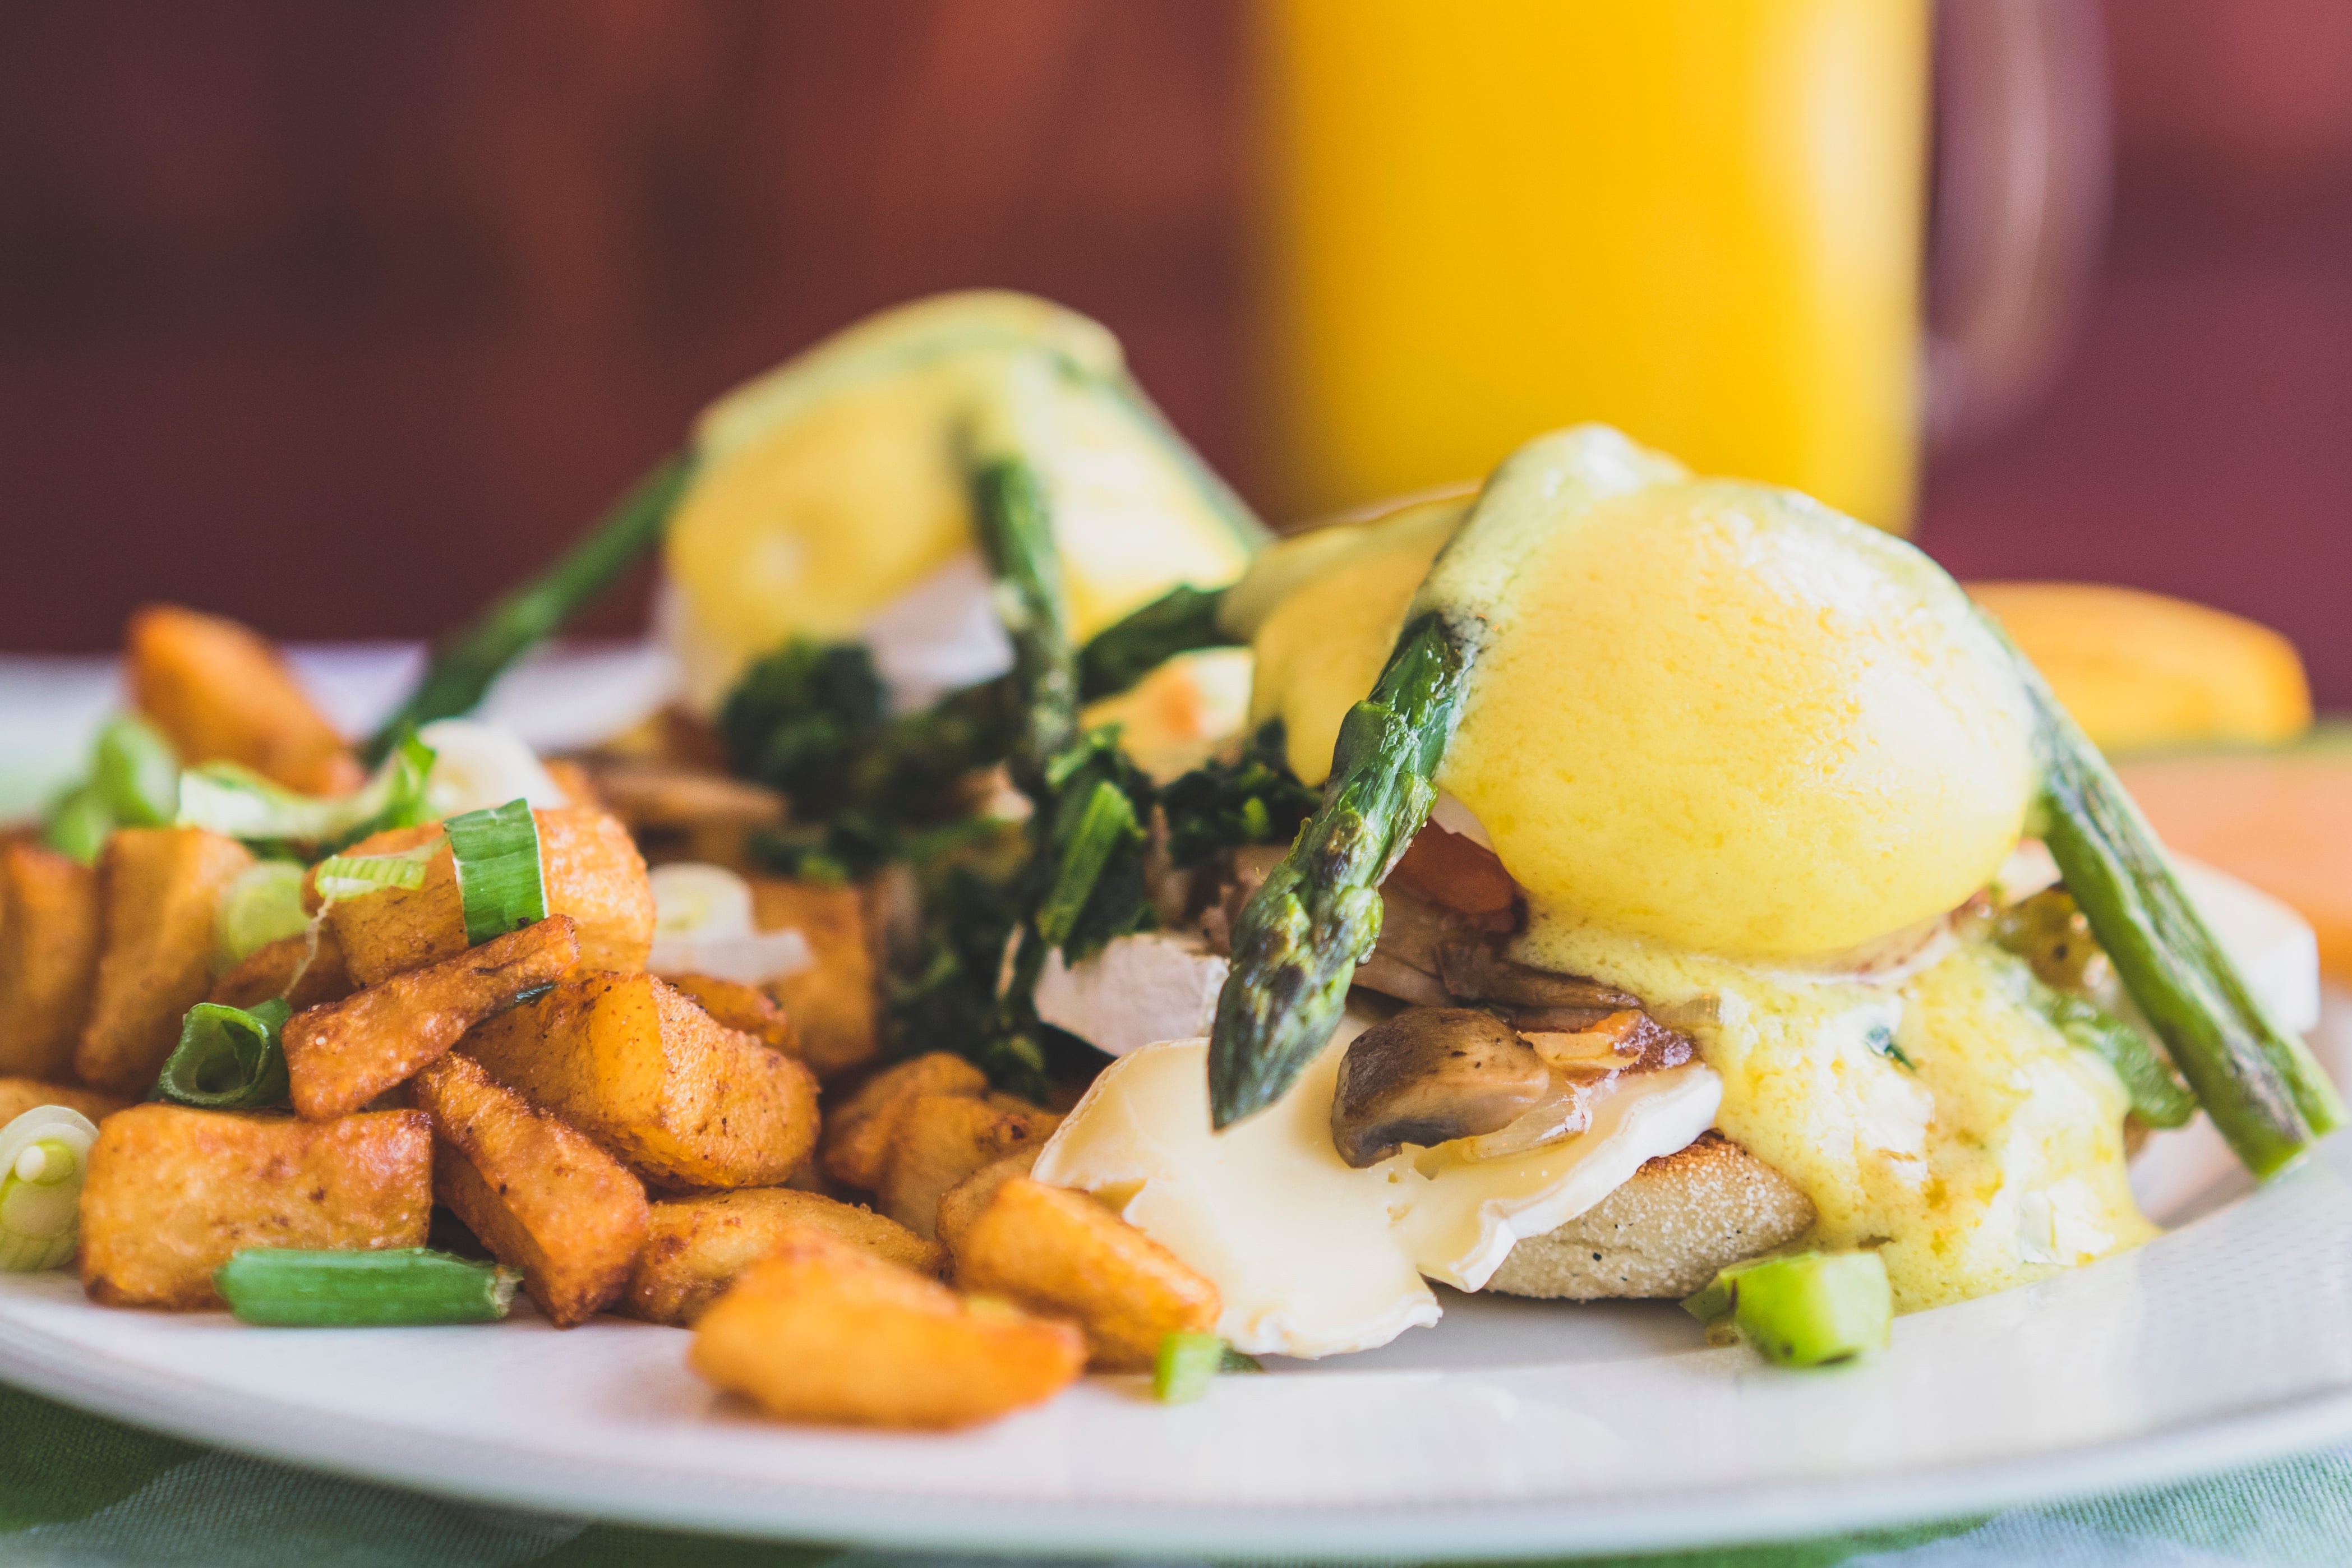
[{"xmin": 1033, "ymin": 1018, "xmax": 1721, "ymax": 1358}]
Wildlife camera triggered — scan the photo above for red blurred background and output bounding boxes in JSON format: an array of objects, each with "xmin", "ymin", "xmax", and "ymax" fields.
[{"xmin": 2, "ymin": 2, "xmax": 2348, "ymax": 699}]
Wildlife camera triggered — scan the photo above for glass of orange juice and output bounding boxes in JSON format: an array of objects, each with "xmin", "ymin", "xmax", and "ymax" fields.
[{"xmin": 1249, "ymin": 0, "xmax": 2099, "ymax": 533}]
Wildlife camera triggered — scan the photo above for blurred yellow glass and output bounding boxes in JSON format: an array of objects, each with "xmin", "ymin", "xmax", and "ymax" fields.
[{"xmin": 1254, "ymin": 0, "xmax": 1931, "ymax": 531}]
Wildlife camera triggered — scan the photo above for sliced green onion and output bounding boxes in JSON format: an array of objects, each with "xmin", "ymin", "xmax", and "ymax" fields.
[
  {"xmin": 0, "ymin": 1106, "xmax": 99, "ymax": 1272},
  {"xmin": 1152, "ymin": 1332, "xmax": 1257, "ymax": 1403},
  {"xmin": 156, "ymin": 999, "xmax": 292, "ymax": 1110},
  {"xmin": 445, "ymin": 799, "xmax": 546, "ymax": 946},
  {"xmin": 214, "ymin": 861, "xmax": 312, "ymax": 970},
  {"xmin": 312, "ymin": 840, "xmax": 442, "ymax": 903},
  {"xmin": 1036, "ymin": 776, "xmax": 1143, "ymax": 948},
  {"xmin": 214, "ymin": 1247, "xmax": 519, "ymax": 1326},
  {"xmin": 1682, "ymin": 1251, "xmax": 1892, "ymax": 1368},
  {"xmin": 177, "ymin": 734, "xmax": 437, "ymax": 852},
  {"xmin": 41, "ymin": 784, "xmax": 113, "ymax": 865},
  {"xmin": 93, "ymin": 714, "xmax": 180, "ymax": 827}
]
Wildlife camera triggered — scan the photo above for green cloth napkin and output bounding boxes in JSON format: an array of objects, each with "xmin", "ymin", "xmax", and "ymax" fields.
[{"xmin": 2, "ymin": 1381, "xmax": 2346, "ymax": 1568}]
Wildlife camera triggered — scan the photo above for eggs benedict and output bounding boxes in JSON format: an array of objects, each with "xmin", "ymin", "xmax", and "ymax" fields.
[{"xmin": 1036, "ymin": 425, "xmax": 2340, "ymax": 1357}]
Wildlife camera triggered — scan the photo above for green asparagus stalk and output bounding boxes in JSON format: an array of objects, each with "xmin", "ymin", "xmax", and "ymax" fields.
[
  {"xmin": 2013, "ymin": 640, "xmax": 2345, "ymax": 1175},
  {"xmin": 364, "ymin": 451, "xmax": 695, "ymax": 763},
  {"xmin": 1076, "ymin": 584, "xmax": 1237, "ymax": 702},
  {"xmin": 1207, "ymin": 612, "xmax": 1468, "ymax": 1127},
  {"xmin": 969, "ymin": 453, "xmax": 1078, "ymax": 786}
]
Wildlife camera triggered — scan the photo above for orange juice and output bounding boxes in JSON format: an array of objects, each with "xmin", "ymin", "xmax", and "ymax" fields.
[{"xmin": 1252, "ymin": 0, "xmax": 1931, "ymax": 531}]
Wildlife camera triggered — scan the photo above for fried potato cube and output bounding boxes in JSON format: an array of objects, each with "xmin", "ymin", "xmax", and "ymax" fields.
[
  {"xmin": 0, "ymin": 842, "xmax": 103, "ymax": 1080},
  {"xmin": 0, "ymin": 1077, "xmax": 130, "ymax": 1126},
  {"xmin": 953, "ymin": 1178, "xmax": 1219, "ymax": 1371},
  {"xmin": 751, "ymin": 878, "xmax": 878, "ymax": 1078},
  {"xmin": 410, "ymin": 1053, "xmax": 648, "ymax": 1327},
  {"xmin": 622, "ymin": 1188, "xmax": 942, "ymax": 1326},
  {"xmin": 689, "ymin": 1226, "xmax": 1084, "ymax": 1429},
  {"xmin": 666, "ymin": 974, "xmax": 797, "ymax": 1056},
  {"xmin": 209, "ymin": 926, "xmax": 353, "ymax": 1014},
  {"xmin": 326, "ymin": 806, "xmax": 654, "ymax": 987},
  {"xmin": 462, "ymin": 971, "xmax": 819, "ymax": 1192},
  {"xmin": 818, "ymin": 1052, "xmax": 989, "ymax": 1192},
  {"xmin": 77, "ymin": 828, "xmax": 255, "ymax": 1097},
  {"xmin": 285, "ymin": 916, "xmax": 580, "ymax": 1120},
  {"xmin": 877, "ymin": 1094, "xmax": 1061, "ymax": 1240},
  {"xmin": 79, "ymin": 1105, "xmax": 432, "ymax": 1309},
  {"xmin": 935, "ymin": 1149, "xmax": 1041, "ymax": 1252},
  {"xmin": 125, "ymin": 605, "xmax": 361, "ymax": 795}
]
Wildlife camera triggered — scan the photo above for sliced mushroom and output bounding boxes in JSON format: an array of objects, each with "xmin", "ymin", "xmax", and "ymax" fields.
[
  {"xmin": 1330, "ymin": 1007, "xmax": 1551, "ymax": 1168},
  {"xmin": 1435, "ymin": 938, "xmax": 1642, "ymax": 1012}
]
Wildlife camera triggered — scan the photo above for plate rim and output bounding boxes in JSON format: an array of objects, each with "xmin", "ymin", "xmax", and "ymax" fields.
[{"xmin": 3, "ymin": 1303, "xmax": 2350, "ymax": 1561}]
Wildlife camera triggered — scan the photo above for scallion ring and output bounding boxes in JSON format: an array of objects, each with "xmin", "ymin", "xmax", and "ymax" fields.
[
  {"xmin": 0, "ymin": 1106, "xmax": 99, "ymax": 1272},
  {"xmin": 444, "ymin": 799, "xmax": 546, "ymax": 945},
  {"xmin": 214, "ymin": 1248, "xmax": 519, "ymax": 1327},
  {"xmin": 214, "ymin": 860, "xmax": 312, "ymax": 970},
  {"xmin": 156, "ymin": 998, "xmax": 292, "ymax": 1110}
]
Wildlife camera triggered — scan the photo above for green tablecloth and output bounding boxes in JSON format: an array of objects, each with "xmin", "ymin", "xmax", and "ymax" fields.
[{"xmin": 3, "ymin": 1382, "xmax": 2349, "ymax": 1567}]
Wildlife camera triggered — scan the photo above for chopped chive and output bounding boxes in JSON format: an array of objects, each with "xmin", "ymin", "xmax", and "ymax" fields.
[
  {"xmin": 214, "ymin": 861, "xmax": 312, "ymax": 969},
  {"xmin": 313, "ymin": 840, "xmax": 441, "ymax": 903},
  {"xmin": 157, "ymin": 999, "xmax": 292, "ymax": 1110},
  {"xmin": 1154, "ymin": 1331, "xmax": 1247, "ymax": 1403},
  {"xmin": 214, "ymin": 1248, "xmax": 518, "ymax": 1326},
  {"xmin": 42, "ymin": 784, "xmax": 113, "ymax": 864},
  {"xmin": 93, "ymin": 714, "xmax": 179, "ymax": 827},
  {"xmin": 444, "ymin": 799, "xmax": 546, "ymax": 946}
]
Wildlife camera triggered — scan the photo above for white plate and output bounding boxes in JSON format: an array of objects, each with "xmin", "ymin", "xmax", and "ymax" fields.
[{"xmin": 8, "ymin": 653, "xmax": 2352, "ymax": 1558}]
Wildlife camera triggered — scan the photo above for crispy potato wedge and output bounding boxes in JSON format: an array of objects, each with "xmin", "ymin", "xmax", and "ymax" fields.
[
  {"xmin": 462, "ymin": 972, "xmax": 819, "ymax": 1192},
  {"xmin": 0, "ymin": 1077, "xmax": 130, "ymax": 1126},
  {"xmin": 285, "ymin": 916, "xmax": 580, "ymax": 1120},
  {"xmin": 667, "ymin": 974, "xmax": 797, "ymax": 1056},
  {"xmin": 79, "ymin": 1105, "xmax": 432, "ymax": 1309},
  {"xmin": 934, "ymin": 1149, "xmax": 1041, "ymax": 1252},
  {"xmin": 622, "ymin": 1188, "xmax": 942, "ymax": 1326},
  {"xmin": 125, "ymin": 605, "xmax": 361, "ymax": 795},
  {"xmin": 689, "ymin": 1226, "xmax": 1084, "ymax": 1429},
  {"xmin": 411, "ymin": 1053, "xmax": 649, "ymax": 1327},
  {"xmin": 208, "ymin": 926, "xmax": 354, "ymax": 1013},
  {"xmin": 750, "ymin": 879, "xmax": 878, "ymax": 1078},
  {"xmin": 954, "ymin": 1178, "xmax": 1219, "ymax": 1371},
  {"xmin": 819, "ymin": 1052, "xmax": 989, "ymax": 1192},
  {"xmin": 0, "ymin": 842, "xmax": 103, "ymax": 1080},
  {"xmin": 877, "ymin": 1095, "xmax": 1061, "ymax": 1240},
  {"xmin": 325, "ymin": 807, "xmax": 654, "ymax": 986},
  {"xmin": 77, "ymin": 828, "xmax": 255, "ymax": 1096}
]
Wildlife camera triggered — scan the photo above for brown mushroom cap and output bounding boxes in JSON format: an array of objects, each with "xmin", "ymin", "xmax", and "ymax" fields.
[{"xmin": 1330, "ymin": 1007, "xmax": 1552, "ymax": 1169}]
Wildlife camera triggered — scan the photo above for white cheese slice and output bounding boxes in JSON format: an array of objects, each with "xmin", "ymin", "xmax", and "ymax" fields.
[
  {"xmin": 1034, "ymin": 1013, "xmax": 1721, "ymax": 1358},
  {"xmin": 1033, "ymin": 932, "xmax": 1228, "ymax": 1058}
]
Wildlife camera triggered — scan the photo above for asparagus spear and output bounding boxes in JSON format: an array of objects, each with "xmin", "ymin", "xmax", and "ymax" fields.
[
  {"xmin": 2013, "ymin": 639, "xmax": 2345, "ymax": 1176},
  {"xmin": 1207, "ymin": 612, "xmax": 1468, "ymax": 1127},
  {"xmin": 363, "ymin": 451, "xmax": 695, "ymax": 763},
  {"xmin": 1076, "ymin": 584, "xmax": 1237, "ymax": 702}
]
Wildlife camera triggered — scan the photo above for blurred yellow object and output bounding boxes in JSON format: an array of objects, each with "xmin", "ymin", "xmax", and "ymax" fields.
[
  {"xmin": 1254, "ymin": 0, "xmax": 1929, "ymax": 530},
  {"xmin": 2122, "ymin": 749, "xmax": 2352, "ymax": 978},
  {"xmin": 1968, "ymin": 583, "xmax": 2312, "ymax": 754}
]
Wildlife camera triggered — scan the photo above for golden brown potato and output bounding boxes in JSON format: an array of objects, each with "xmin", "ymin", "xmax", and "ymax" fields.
[
  {"xmin": 0, "ymin": 842, "xmax": 103, "ymax": 1080},
  {"xmin": 954, "ymin": 1178, "xmax": 1219, "ymax": 1371},
  {"xmin": 284, "ymin": 916, "xmax": 580, "ymax": 1120},
  {"xmin": 877, "ymin": 1095, "xmax": 1061, "ymax": 1240},
  {"xmin": 77, "ymin": 828, "xmax": 255, "ymax": 1097},
  {"xmin": 79, "ymin": 1105, "xmax": 432, "ymax": 1309},
  {"xmin": 462, "ymin": 971, "xmax": 819, "ymax": 1192},
  {"xmin": 621, "ymin": 1188, "xmax": 942, "ymax": 1326},
  {"xmin": 410, "ymin": 1052, "xmax": 649, "ymax": 1327},
  {"xmin": 751, "ymin": 879, "xmax": 878, "ymax": 1078},
  {"xmin": 819, "ymin": 1052, "xmax": 989, "ymax": 1192},
  {"xmin": 124, "ymin": 605, "xmax": 361, "ymax": 795},
  {"xmin": 935, "ymin": 1149, "xmax": 1041, "ymax": 1252},
  {"xmin": 325, "ymin": 806, "xmax": 654, "ymax": 988},
  {"xmin": 666, "ymin": 974, "xmax": 797, "ymax": 1056},
  {"xmin": 0, "ymin": 1077, "xmax": 130, "ymax": 1126},
  {"xmin": 207, "ymin": 926, "xmax": 353, "ymax": 1013},
  {"xmin": 689, "ymin": 1225, "xmax": 1085, "ymax": 1429}
]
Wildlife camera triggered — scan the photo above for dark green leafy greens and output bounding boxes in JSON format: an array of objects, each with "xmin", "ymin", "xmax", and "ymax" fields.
[{"xmin": 1159, "ymin": 720, "xmax": 1320, "ymax": 870}]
